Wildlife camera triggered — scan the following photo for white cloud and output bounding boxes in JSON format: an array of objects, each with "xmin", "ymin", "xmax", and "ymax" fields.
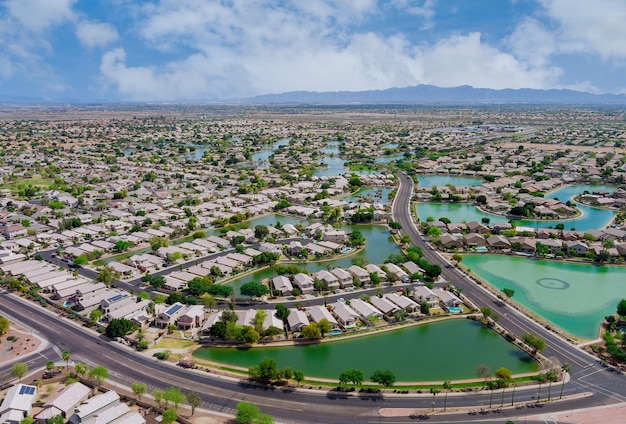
[
  {"xmin": 3, "ymin": 0, "xmax": 76, "ymax": 31},
  {"xmin": 76, "ymin": 21, "xmax": 120, "ymax": 48},
  {"xmin": 391, "ymin": 0, "xmax": 437, "ymax": 25},
  {"xmin": 536, "ymin": 0, "xmax": 626, "ymax": 61},
  {"xmin": 507, "ymin": 17, "xmax": 556, "ymax": 68},
  {"xmin": 420, "ymin": 32, "xmax": 561, "ymax": 89}
]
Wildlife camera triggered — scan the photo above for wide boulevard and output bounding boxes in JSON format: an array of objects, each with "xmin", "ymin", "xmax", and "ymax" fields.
[{"xmin": 1, "ymin": 172, "xmax": 625, "ymax": 423}]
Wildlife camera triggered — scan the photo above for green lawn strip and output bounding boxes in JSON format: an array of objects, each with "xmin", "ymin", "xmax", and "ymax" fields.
[
  {"xmin": 347, "ymin": 164, "xmax": 377, "ymax": 171},
  {"xmin": 206, "ymin": 363, "xmax": 534, "ymax": 391},
  {"xmin": 153, "ymin": 338, "xmax": 196, "ymax": 350}
]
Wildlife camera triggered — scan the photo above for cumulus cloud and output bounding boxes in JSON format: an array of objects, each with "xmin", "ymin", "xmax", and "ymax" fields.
[
  {"xmin": 96, "ymin": 0, "xmax": 567, "ymax": 100},
  {"xmin": 76, "ymin": 21, "xmax": 120, "ymax": 48},
  {"xmin": 538, "ymin": 0, "xmax": 626, "ymax": 61},
  {"xmin": 391, "ymin": 0, "xmax": 437, "ymax": 28},
  {"xmin": 3, "ymin": 0, "xmax": 76, "ymax": 31}
]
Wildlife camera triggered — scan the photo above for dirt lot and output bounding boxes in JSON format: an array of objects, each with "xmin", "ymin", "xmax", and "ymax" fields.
[{"xmin": 0, "ymin": 324, "xmax": 42, "ymax": 365}]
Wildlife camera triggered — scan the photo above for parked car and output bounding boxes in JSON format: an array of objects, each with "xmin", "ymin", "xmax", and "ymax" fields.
[{"xmin": 43, "ymin": 369, "xmax": 61, "ymax": 379}]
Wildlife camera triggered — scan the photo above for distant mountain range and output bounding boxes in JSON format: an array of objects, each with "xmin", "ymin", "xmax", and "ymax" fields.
[{"xmin": 247, "ymin": 84, "xmax": 626, "ymax": 105}]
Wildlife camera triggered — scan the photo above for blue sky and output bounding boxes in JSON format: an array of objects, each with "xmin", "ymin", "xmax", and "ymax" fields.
[{"xmin": 0, "ymin": 0, "xmax": 625, "ymax": 101}]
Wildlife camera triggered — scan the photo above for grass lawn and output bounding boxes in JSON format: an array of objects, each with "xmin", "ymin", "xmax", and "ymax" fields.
[
  {"xmin": 153, "ymin": 338, "xmax": 197, "ymax": 350},
  {"xmin": 348, "ymin": 164, "xmax": 377, "ymax": 171},
  {"xmin": 0, "ymin": 176, "xmax": 56, "ymax": 193}
]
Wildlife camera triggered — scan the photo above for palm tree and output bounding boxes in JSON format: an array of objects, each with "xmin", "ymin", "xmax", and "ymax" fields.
[
  {"xmin": 559, "ymin": 363, "xmax": 570, "ymax": 399},
  {"xmin": 510, "ymin": 380, "xmax": 518, "ymax": 406},
  {"xmin": 487, "ymin": 381, "xmax": 497, "ymax": 409},
  {"xmin": 442, "ymin": 380, "xmax": 452, "ymax": 411},
  {"xmin": 429, "ymin": 387, "xmax": 441, "ymax": 412},
  {"xmin": 62, "ymin": 350, "xmax": 71, "ymax": 373},
  {"xmin": 536, "ymin": 373, "xmax": 548, "ymax": 402},
  {"xmin": 546, "ymin": 370, "xmax": 559, "ymax": 401}
]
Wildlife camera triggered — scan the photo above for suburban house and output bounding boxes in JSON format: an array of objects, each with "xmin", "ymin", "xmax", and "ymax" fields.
[
  {"xmin": 365, "ymin": 264, "xmax": 387, "ymax": 281},
  {"xmin": 384, "ymin": 263, "xmax": 408, "ymax": 282},
  {"xmin": 307, "ymin": 305, "xmax": 339, "ymax": 329},
  {"xmin": 412, "ymin": 286, "xmax": 440, "ymax": 309},
  {"xmin": 287, "ymin": 308, "xmax": 310, "ymax": 332},
  {"xmin": 349, "ymin": 298, "xmax": 383, "ymax": 319},
  {"xmin": 0, "ymin": 384, "xmax": 38, "ymax": 424},
  {"xmin": 69, "ymin": 391, "xmax": 120, "ymax": 424},
  {"xmin": 565, "ymin": 240, "xmax": 589, "ymax": 255},
  {"xmin": 331, "ymin": 301, "xmax": 359, "ymax": 328},
  {"xmin": 271, "ymin": 275, "xmax": 293, "ymax": 296},
  {"xmin": 155, "ymin": 302, "xmax": 186, "ymax": 328},
  {"xmin": 486, "ymin": 235, "xmax": 511, "ymax": 250},
  {"xmin": 35, "ymin": 382, "xmax": 90, "ymax": 423},
  {"xmin": 384, "ymin": 293, "xmax": 420, "ymax": 312},
  {"xmin": 433, "ymin": 288, "xmax": 463, "ymax": 309},
  {"xmin": 463, "ymin": 233, "xmax": 486, "ymax": 247},
  {"xmin": 346, "ymin": 265, "xmax": 370, "ymax": 285},
  {"xmin": 292, "ymin": 273, "xmax": 314, "ymax": 295},
  {"xmin": 177, "ymin": 305, "xmax": 206, "ymax": 329},
  {"xmin": 313, "ymin": 270, "xmax": 340, "ymax": 291},
  {"xmin": 369, "ymin": 296, "xmax": 399, "ymax": 316},
  {"xmin": 330, "ymin": 268, "xmax": 353, "ymax": 289}
]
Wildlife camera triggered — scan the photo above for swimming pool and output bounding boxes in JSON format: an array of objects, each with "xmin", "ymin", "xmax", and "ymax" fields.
[{"xmin": 448, "ymin": 307, "xmax": 463, "ymax": 314}]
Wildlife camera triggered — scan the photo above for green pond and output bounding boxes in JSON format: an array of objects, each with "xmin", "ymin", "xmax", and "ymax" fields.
[
  {"xmin": 417, "ymin": 175, "xmax": 484, "ymax": 187},
  {"xmin": 416, "ymin": 185, "xmax": 616, "ymax": 231},
  {"xmin": 463, "ymin": 255, "xmax": 626, "ymax": 339},
  {"xmin": 194, "ymin": 319, "xmax": 537, "ymax": 380},
  {"xmin": 225, "ymin": 215, "xmax": 401, "ymax": 293}
]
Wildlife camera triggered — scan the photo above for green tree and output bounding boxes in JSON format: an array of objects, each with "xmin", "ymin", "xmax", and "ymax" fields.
[
  {"xmin": 106, "ymin": 318, "xmax": 135, "ymax": 338},
  {"xmin": 370, "ymin": 370, "xmax": 396, "ymax": 390},
  {"xmin": 300, "ymin": 322, "xmax": 321, "ymax": 338},
  {"xmin": 617, "ymin": 299, "xmax": 626, "ymax": 320},
  {"xmin": 240, "ymin": 282, "xmax": 269, "ymax": 298},
  {"xmin": 164, "ymin": 386, "xmax": 185, "ymax": 410},
  {"xmin": 318, "ymin": 318, "xmax": 332, "ymax": 338},
  {"xmin": 74, "ymin": 363, "xmax": 89, "ymax": 377},
  {"xmin": 249, "ymin": 358, "xmax": 281, "ymax": 382},
  {"xmin": 339, "ymin": 369, "xmax": 364, "ymax": 386},
  {"xmin": 46, "ymin": 360, "xmax": 55, "ymax": 371},
  {"xmin": 536, "ymin": 242, "xmax": 549, "ymax": 256},
  {"xmin": 12, "ymin": 362, "xmax": 28, "ymax": 382},
  {"xmin": 254, "ymin": 225, "xmax": 269, "ymax": 240},
  {"xmin": 89, "ymin": 309, "xmax": 102, "ymax": 324},
  {"xmin": 186, "ymin": 392, "xmax": 202, "ymax": 416},
  {"xmin": 89, "ymin": 365, "xmax": 108, "ymax": 387},
  {"xmin": 62, "ymin": 350, "xmax": 71, "ymax": 373},
  {"xmin": 97, "ymin": 265, "xmax": 119, "ymax": 287},
  {"xmin": 293, "ymin": 370, "xmax": 305, "ymax": 387},
  {"xmin": 48, "ymin": 415, "xmax": 64, "ymax": 424},
  {"xmin": 149, "ymin": 236, "xmax": 169, "ymax": 252},
  {"xmin": 420, "ymin": 301, "xmax": 430, "ymax": 315},
  {"xmin": 501, "ymin": 288, "xmax": 515, "ymax": 300},
  {"xmin": 241, "ymin": 326, "xmax": 261, "ymax": 344},
  {"xmin": 20, "ymin": 417, "xmax": 35, "ymax": 424},
  {"xmin": 132, "ymin": 382, "xmax": 147, "ymax": 401},
  {"xmin": 161, "ymin": 409, "xmax": 177, "ymax": 424},
  {"xmin": 451, "ymin": 253, "xmax": 463, "ymax": 264},
  {"xmin": 0, "ymin": 315, "xmax": 9, "ymax": 335},
  {"xmin": 74, "ymin": 255, "xmax": 88, "ymax": 265},
  {"xmin": 151, "ymin": 390, "xmax": 164, "ymax": 407},
  {"xmin": 523, "ymin": 333, "xmax": 546, "ymax": 352},
  {"xmin": 275, "ymin": 304, "xmax": 290, "ymax": 323},
  {"xmin": 236, "ymin": 402, "xmax": 260, "ymax": 424}
]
